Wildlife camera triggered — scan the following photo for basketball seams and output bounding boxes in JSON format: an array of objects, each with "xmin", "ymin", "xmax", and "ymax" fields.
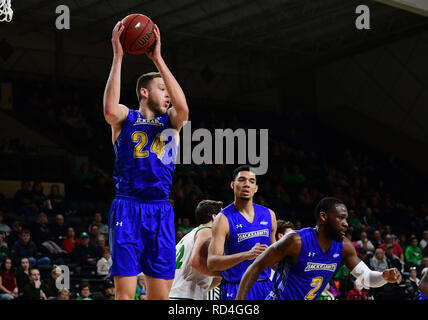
[
  {"xmin": 129, "ymin": 18, "xmax": 152, "ymax": 53},
  {"xmin": 121, "ymin": 14, "xmax": 140, "ymax": 52}
]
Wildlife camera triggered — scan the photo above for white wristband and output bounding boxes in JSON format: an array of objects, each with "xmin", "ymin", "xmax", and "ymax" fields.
[{"xmin": 350, "ymin": 261, "xmax": 388, "ymax": 288}]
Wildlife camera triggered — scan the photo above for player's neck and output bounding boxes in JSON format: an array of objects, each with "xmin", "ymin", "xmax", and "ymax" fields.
[
  {"xmin": 314, "ymin": 225, "xmax": 333, "ymax": 253},
  {"xmin": 139, "ymin": 105, "xmax": 157, "ymax": 120},
  {"xmin": 234, "ymin": 199, "xmax": 254, "ymax": 215}
]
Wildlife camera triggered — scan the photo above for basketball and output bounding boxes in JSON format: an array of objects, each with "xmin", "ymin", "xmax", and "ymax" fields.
[{"xmin": 119, "ymin": 14, "xmax": 156, "ymax": 55}]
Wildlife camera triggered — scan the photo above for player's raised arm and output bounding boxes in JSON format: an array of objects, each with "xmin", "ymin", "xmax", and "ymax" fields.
[
  {"xmin": 145, "ymin": 25, "xmax": 189, "ymax": 131},
  {"xmin": 236, "ymin": 231, "xmax": 301, "ymax": 300},
  {"xmin": 343, "ymin": 237, "xmax": 401, "ymax": 287},
  {"xmin": 103, "ymin": 21, "xmax": 129, "ymax": 129}
]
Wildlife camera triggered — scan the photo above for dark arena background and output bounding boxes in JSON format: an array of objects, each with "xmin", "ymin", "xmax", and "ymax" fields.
[{"xmin": 0, "ymin": 0, "xmax": 427, "ymax": 309}]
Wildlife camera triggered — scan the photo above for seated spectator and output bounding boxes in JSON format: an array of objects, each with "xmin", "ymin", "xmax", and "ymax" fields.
[
  {"xmin": 0, "ymin": 211, "xmax": 12, "ymax": 237},
  {"xmin": 58, "ymin": 288, "xmax": 70, "ymax": 300},
  {"xmin": 405, "ymin": 236, "xmax": 423, "ymax": 269},
  {"xmin": 384, "ymin": 225, "xmax": 399, "ymax": 243},
  {"xmin": 385, "ymin": 243, "xmax": 403, "ymax": 272},
  {"xmin": 72, "ymin": 232, "xmax": 97, "ymax": 267},
  {"xmin": 96, "ymin": 246, "xmax": 112, "ymax": 279},
  {"xmin": 11, "ymin": 229, "xmax": 51, "ymax": 268},
  {"xmin": 372, "ymin": 229, "xmax": 384, "ymax": 249},
  {"xmin": 47, "ymin": 184, "xmax": 66, "ymax": 213},
  {"xmin": 31, "ymin": 181, "xmax": 51, "ymax": 213},
  {"xmin": 420, "ymin": 230, "xmax": 428, "ymax": 252},
  {"xmin": 22, "ymin": 268, "xmax": 47, "ymax": 300},
  {"xmin": 0, "ymin": 258, "xmax": 18, "ymax": 300},
  {"xmin": 41, "ymin": 265, "xmax": 62, "ymax": 299},
  {"xmin": 95, "ymin": 235, "xmax": 106, "ymax": 258},
  {"xmin": 404, "ymin": 267, "xmax": 420, "ymax": 299},
  {"xmin": 62, "ymin": 227, "xmax": 80, "ymax": 254},
  {"xmin": 15, "ymin": 257, "xmax": 31, "ymax": 293},
  {"xmin": 346, "ymin": 280, "xmax": 372, "ymax": 300},
  {"xmin": 421, "ymin": 256, "xmax": 428, "ymax": 277},
  {"xmin": 361, "ymin": 208, "xmax": 377, "ymax": 232},
  {"xmin": 348, "ymin": 209, "xmax": 362, "ymax": 231},
  {"xmin": 379, "ymin": 233, "xmax": 404, "ymax": 263},
  {"xmin": 89, "ymin": 212, "xmax": 108, "ymax": 238},
  {"xmin": 14, "ymin": 180, "xmax": 38, "ymax": 218},
  {"xmin": 50, "ymin": 214, "xmax": 68, "ymax": 246},
  {"xmin": 31, "ymin": 212, "xmax": 53, "ymax": 246},
  {"xmin": 88, "ymin": 224, "xmax": 100, "ymax": 247},
  {"xmin": 0, "ymin": 232, "xmax": 9, "ymax": 264},
  {"xmin": 370, "ymin": 248, "xmax": 388, "ymax": 273},
  {"xmin": 357, "ymin": 231, "xmax": 375, "ymax": 256},
  {"xmin": 5, "ymin": 221, "xmax": 22, "ymax": 248},
  {"xmin": 102, "ymin": 280, "xmax": 115, "ymax": 300},
  {"xmin": 75, "ymin": 282, "xmax": 92, "ymax": 300},
  {"xmin": 135, "ymin": 273, "xmax": 147, "ymax": 300}
]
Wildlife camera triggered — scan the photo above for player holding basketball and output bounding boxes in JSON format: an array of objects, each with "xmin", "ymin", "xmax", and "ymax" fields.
[
  {"xmin": 169, "ymin": 200, "xmax": 223, "ymax": 300},
  {"xmin": 103, "ymin": 21, "xmax": 188, "ymax": 300},
  {"xmin": 236, "ymin": 197, "xmax": 402, "ymax": 300},
  {"xmin": 207, "ymin": 165, "xmax": 277, "ymax": 300}
]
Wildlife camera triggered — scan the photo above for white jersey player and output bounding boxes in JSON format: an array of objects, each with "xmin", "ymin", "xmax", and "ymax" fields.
[{"xmin": 169, "ymin": 200, "xmax": 223, "ymax": 300}]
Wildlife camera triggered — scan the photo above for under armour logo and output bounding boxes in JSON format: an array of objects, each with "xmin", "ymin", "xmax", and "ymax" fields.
[
  {"xmin": 227, "ymin": 293, "xmax": 234, "ymax": 298},
  {"xmin": 308, "ymin": 252, "xmax": 315, "ymax": 257},
  {"xmin": 116, "ymin": 221, "xmax": 123, "ymax": 227},
  {"xmin": 333, "ymin": 253, "xmax": 339, "ymax": 258},
  {"xmin": 236, "ymin": 224, "xmax": 243, "ymax": 229}
]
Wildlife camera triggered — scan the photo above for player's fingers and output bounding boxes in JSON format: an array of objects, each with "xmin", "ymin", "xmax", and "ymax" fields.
[{"xmin": 118, "ymin": 23, "xmax": 125, "ymax": 35}]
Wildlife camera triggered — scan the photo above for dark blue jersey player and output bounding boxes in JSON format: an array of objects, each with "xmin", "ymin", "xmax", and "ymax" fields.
[
  {"xmin": 236, "ymin": 197, "xmax": 402, "ymax": 300},
  {"xmin": 103, "ymin": 22, "xmax": 188, "ymax": 300},
  {"xmin": 207, "ymin": 165, "xmax": 277, "ymax": 300}
]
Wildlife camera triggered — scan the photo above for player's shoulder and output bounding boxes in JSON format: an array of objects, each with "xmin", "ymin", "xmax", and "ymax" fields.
[{"xmin": 220, "ymin": 203, "xmax": 235, "ymax": 215}]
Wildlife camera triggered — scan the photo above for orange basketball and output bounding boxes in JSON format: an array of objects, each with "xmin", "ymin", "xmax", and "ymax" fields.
[{"xmin": 119, "ymin": 14, "xmax": 156, "ymax": 55}]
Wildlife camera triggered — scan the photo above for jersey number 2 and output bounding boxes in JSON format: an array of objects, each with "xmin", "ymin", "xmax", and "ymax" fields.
[
  {"xmin": 305, "ymin": 276, "xmax": 323, "ymax": 300},
  {"xmin": 176, "ymin": 245, "xmax": 185, "ymax": 270},
  {"xmin": 132, "ymin": 131, "xmax": 165, "ymax": 159}
]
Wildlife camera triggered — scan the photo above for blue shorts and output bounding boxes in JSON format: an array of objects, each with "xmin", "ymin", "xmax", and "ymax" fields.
[
  {"xmin": 108, "ymin": 195, "xmax": 175, "ymax": 279},
  {"xmin": 220, "ymin": 279, "xmax": 273, "ymax": 300}
]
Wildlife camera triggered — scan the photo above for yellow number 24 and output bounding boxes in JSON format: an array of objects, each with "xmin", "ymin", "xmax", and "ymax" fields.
[{"xmin": 132, "ymin": 131, "xmax": 166, "ymax": 159}]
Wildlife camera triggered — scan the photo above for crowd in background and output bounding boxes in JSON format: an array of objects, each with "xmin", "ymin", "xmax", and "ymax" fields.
[{"xmin": 0, "ymin": 78, "xmax": 426, "ymax": 300}]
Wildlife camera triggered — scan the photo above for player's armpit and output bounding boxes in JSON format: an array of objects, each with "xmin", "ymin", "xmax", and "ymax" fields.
[
  {"xmin": 104, "ymin": 103, "xmax": 129, "ymax": 127},
  {"xmin": 168, "ymin": 106, "xmax": 188, "ymax": 131}
]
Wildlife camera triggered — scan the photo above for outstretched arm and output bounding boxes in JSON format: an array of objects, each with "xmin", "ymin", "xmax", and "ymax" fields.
[
  {"xmin": 236, "ymin": 231, "xmax": 301, "ymax": 300},
  {"xmin": 207, "ymin": 214, "xmax": 267, "ymax": 272},
  {"xmin": 343, "ymin": 238, "xmax": 401, "ymax": 287},
  {"xmin": 146, "ymin": 25, "xmax": 188, "ymax": 131},
  {"xmin": 103, "ymin": 21, "xmax": 129, "ymax": 140}
]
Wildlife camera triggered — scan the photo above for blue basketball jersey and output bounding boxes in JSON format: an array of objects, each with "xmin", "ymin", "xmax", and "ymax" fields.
[
  {"xmin": 416, "ymin": 292, "xmax": 427, "ymax": 300},
  {"xmin": 112, "ymin": 109, "xmax": 176, "ymax": 201},
  {"xmin": 221, "ymin": 203, "xmax": 273, "ymax": 282},
  {"xmin": 268, "ymin": 227, "xmax": 343, "ymax": 300}
]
